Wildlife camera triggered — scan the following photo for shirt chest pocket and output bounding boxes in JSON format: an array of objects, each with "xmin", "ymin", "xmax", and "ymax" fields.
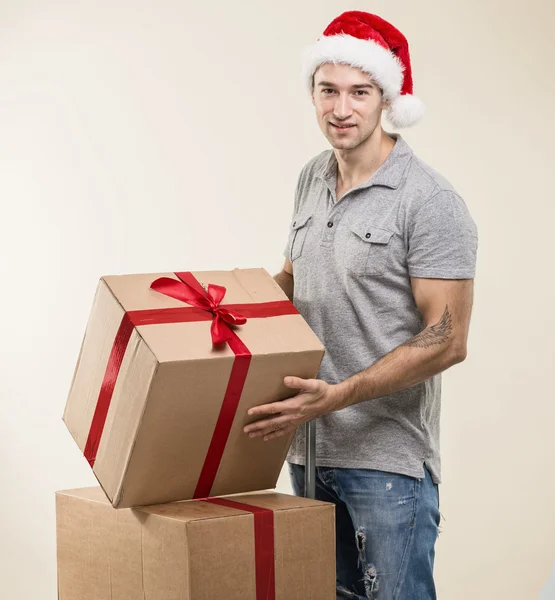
[
  {"xmin": 289, "ymin": 214, "xmax": 312, "ymax": 261},
  {"xmin": 346, "ymin": 222, "xmax": 395, "ymax": 276}
]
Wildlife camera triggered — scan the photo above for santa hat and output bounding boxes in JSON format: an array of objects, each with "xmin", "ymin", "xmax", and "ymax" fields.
[{"xmin": 302, "ymin": 11, "xmax": 425, "ymax": 128}]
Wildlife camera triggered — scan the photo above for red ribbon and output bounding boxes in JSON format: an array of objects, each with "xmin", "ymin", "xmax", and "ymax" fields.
[
  {"xmin": 204, "ymin": 497, "xmax": 275, "ymax": 600},
  {"xmin": 83, "ymin": 313, "xmax": 134, "ymax": 466},
  {"xmin": 150, "ymin": 273, "xmax": 247, "ymax": 345},
  {"xmin": 84, "ymin": 272, "xmax": 298, "ymax": 501}
]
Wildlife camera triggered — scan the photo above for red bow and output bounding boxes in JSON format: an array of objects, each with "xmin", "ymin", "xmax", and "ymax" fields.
[{"xmin": 150, "ymin": 274, "xmax": 247, "ymax": 345}]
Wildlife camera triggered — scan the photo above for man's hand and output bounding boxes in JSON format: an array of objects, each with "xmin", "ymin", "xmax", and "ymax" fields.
[{"xmin": 243, "ymin": 376, "xmax": 345, "ymax": 441}]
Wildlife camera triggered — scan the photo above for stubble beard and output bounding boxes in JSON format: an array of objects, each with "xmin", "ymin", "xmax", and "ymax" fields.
[{"xmin": 325, "ymin": 123, "xmax": 374, "ymax": 151}]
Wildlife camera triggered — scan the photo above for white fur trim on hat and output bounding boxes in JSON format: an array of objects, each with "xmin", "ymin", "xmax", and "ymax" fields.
[
  {"xmin": 386, "ymin": 94, "xmax": 425, "ymax": 128},
  {"xmin": 302, "ymin": 33, "xmax": 404, "ymax": 100}
]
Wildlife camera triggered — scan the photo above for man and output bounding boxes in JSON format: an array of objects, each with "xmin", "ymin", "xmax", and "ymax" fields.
[{"xmin": 243, "ymin": 10, "xmax": 478, "ymax": 600}]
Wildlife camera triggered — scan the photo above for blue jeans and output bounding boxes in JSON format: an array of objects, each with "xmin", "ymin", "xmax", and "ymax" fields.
[{"xmin": 288, "ymin": 463, "xmax": 440, "ymax": 600}]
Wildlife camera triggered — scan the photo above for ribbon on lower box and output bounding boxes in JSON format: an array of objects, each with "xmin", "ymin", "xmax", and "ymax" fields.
[
  {"xmin": 83, "ymin": 271, "xmax": 298, "ymax": 499},
  {"xmin": 204, "ymin": 497, "xmax": 276, "ymax": 600}
]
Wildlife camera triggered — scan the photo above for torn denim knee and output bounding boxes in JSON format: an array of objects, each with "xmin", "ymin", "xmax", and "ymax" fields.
[
  {"xmin": 362, "ymin": 564, "xmax": 379, "ymax": 598},
  {"xmin": 353, "ymin": 527, "xmax": 380, "ymax": 598}
]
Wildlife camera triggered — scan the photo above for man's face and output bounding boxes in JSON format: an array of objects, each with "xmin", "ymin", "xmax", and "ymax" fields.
[{"xmin": 312, "ymin": 63, "xmax": 388, "ymax": 151}]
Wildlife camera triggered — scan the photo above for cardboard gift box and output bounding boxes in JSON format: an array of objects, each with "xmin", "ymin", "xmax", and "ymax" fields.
[
  {"xmin": 63, "ymin": 268, "xmax": 324, "ymax": 508},
  {"xmin": 56, "ymin": 487, "xmax": 336, "ymax": 600}
]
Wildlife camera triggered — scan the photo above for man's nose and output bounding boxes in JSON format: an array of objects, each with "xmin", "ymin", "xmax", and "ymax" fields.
[{"xmin": 333, "ymin": 94, "xmax": 353, "ymax": 120}]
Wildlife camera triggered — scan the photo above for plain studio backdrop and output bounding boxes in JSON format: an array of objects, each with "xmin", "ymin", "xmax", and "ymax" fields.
[{"xmin": 1, "ymin": 0, "xmax": 554, "ymax": 598}]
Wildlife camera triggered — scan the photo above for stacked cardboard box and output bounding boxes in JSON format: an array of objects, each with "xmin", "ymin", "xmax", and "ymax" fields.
[
  {"xmin": 56, "ymin": 487, "xmax": 335, "ymax": 599},
  {"xmin": 57, "ymin": 268, "xmax": 336, "ymax": 599}
]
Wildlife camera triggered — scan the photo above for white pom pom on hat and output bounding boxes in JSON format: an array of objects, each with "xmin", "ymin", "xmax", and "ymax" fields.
[
  {"xmin": 302, "ymin": 11, "xmax": 425, "ymax": 128},
  {"xmin": 388, "ymin": 94, "xmax": 426, "ymax": 128}
]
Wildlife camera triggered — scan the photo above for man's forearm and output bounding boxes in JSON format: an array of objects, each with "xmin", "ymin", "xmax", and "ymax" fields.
[
  {"xmin": 274, "ymin": 270, "xmax": 294, "ymax": 301},
  {"xmin": 335, "ymin": 306, "xmax": 467, "ymax": 409}
]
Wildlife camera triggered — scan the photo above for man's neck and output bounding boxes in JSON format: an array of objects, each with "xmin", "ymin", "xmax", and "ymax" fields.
[{"xmin": 334, "ymin": 129, "xmax": 396, "ymax": 193}]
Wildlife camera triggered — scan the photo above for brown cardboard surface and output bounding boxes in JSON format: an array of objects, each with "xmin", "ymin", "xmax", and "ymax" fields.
[
  {"xmin": 63, "ymin": 278, "xmax": 127, "ymax": 449},
  {"xmin": 95, "ymin": 329, "xmax": 158, "ymax": 503},
  {"xmin": 63, "ymin": 268, "xmax": 325, "ymax": 507},
  {"xmin": 56, "ymin": 488, "xmax": 336, "ymax": 600},
  {"xmin": 56, "ymin": 488, "xmax": 147, "ymax": 600}
]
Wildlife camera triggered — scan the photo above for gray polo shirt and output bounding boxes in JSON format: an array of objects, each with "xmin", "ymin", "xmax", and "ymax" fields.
[{"xmin": 284, "ymin": 134, "xmax": 478, "ymax": 484}]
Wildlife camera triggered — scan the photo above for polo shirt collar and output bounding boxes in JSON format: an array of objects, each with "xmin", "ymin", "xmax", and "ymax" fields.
[{"xmin": 316, "ymin": 133, "xmax": 413, "ymax": 190}]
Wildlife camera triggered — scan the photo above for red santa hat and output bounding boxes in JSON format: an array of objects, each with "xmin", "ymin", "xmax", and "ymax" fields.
[{"xmin": 302, "ymin": 11, "xmax": 425, "ymax": 128}]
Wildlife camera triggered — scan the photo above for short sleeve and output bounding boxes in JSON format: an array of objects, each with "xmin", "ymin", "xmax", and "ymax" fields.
[
  {"xmin": 283, "ymin": 171, "xmax": 304, "ymax": 259},
  {"xmin": 407, "ymin": 190, "xmax": 478, "ymax": 279}
]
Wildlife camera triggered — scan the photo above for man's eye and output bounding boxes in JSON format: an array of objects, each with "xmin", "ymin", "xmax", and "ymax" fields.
[
  {"xmin": 355, "ymin": 90, "xmax": 369, "ymax": 96},
  {"xmin": 322, "ymin": 89, "xmax": 335, "ymax": 94}
]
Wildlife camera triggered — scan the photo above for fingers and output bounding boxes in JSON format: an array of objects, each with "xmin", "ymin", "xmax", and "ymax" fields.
[
  {"xmin": 243, "ymin": 377, "xmax": 326, "ymax": 441},
  {"xmin": 244, "ymin": 414, "xmax": 292, "ymax": 437},
  {"xmin": 284, "ymin": 376, "xmax": 320, "ymax": 393},
  {"xmin": 248, "ymin": 397, "xmax": 297, "ymax": 418},
  {"xmin": 260, "ymin": 423, "xmax": 296, "ymax": 442},
  {"xmin": 247, "ymin": 379, "xmax": 322, "ymax": 419},
  {"xmin": 244, "ymin": 416, "xmax": 297, "ymax": 441}
]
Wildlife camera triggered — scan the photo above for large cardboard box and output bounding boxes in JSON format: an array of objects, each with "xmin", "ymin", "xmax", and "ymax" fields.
[
  {"xmin": 63, "ymin": 268, "xmax": 324, "ymax": 508},
  {"xmin": 56, "ymin": 487, "xmax": 336, "ymax": 600}
]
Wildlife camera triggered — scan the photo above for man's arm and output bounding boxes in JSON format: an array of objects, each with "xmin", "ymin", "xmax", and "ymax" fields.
[
  {"xmin": 273, "ymin": 258, "xmax": 294, "ymax": 301},
  {"xmin": 244, "ymin": 277, "xmax": 474, "ymax": 440},
  {"xmin": 335, "ymin": 277, "xmax": 473, "ymax": 406}
]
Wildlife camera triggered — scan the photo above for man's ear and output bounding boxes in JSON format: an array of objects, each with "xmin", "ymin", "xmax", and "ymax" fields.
[{"xmin": 379, "ymin": 87, "xmax": 390, "ymax": 110}]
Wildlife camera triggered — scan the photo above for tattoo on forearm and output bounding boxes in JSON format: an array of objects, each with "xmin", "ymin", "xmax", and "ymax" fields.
[{"xmin": 402, "ymin": 305, "xmax": 453, "ymax": 349}]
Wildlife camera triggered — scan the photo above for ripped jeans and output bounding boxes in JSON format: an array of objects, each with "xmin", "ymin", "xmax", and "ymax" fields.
[{"xmin": 288, "ymin": 463, "xmax": 440, "ymax": 600}]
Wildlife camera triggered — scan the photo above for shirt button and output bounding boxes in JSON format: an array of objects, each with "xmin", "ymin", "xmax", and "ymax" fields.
[
  {"xmin": 327, "ymin": 221, "xmax": 334, "ymax": 228},
  {"xmin": 293, "ymin": 221, "xmax": 296, "ymax": 227},
  {"xmin": 365, "ymin": 233, "xmax": 371, "ymax": 239}
]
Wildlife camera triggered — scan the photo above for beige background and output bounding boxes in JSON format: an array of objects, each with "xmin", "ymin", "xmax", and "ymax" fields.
[{"xmin": 1, "ymin": 0, "xmax": 554, "ymax": 598}]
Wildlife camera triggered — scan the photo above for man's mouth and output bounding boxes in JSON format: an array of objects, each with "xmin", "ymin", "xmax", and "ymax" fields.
[{"xmin": 330, "ymin": 122, "xmax": 356, "ymax": 130}]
